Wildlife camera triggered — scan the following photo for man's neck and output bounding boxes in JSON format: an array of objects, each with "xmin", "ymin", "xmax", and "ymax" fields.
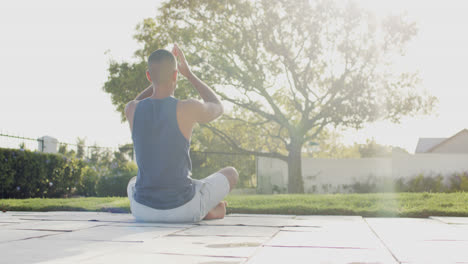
[{"xmin": 149, "ymin": 83, "xmax": 174, "ymax": 99}]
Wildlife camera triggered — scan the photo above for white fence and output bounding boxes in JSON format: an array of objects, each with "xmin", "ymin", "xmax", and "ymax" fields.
[{"xmin": 257, "ymin": 151, "xmax": 468, "ymax": 194}]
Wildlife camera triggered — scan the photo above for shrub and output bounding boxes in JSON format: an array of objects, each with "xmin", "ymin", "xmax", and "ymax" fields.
[
  {"xmin": 75, "ymin": 166, "xmax": 99, "ymax": 197},
  {"xmin": 404, "ymin": 173, "xmax": 446, "ymax": 193},
  {"xmin": 448, "ymin": 172, "xmax": 468, "ymax": 192},
  {"xmin": 350, "ymin": 175, "xmax": 378, "ymax": 193},
  {"xmin": 0, "ymin": 148, "xmax": 84, "ymax": 198},
  {"xmin": 348, "ymin": 175, "xmax": 398, "ymax": 193},
  {"xmin": 191, "ymin": 152, "xmax": 256, "ymax": 188},
  {"xmin": 345, "ymin": 172, "xmax": 467, "ymax": 194},
  {"xmin": 95, "ymin": 170, "xmax": 136, "ymax": 197}
]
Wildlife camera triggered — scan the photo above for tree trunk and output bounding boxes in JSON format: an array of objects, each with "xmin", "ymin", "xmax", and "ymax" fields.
[{"xmin": 287, "ymin": 143, "xmax": 304, "ymax": 193}]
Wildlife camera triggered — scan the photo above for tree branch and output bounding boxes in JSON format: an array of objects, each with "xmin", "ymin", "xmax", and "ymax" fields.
[{"xmin": 201, "ymin": 123, "xmax": 288, "ymax": 161}]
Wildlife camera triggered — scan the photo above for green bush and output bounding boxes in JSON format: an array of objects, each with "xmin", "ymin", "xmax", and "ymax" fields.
[
  {"xmin": 95, "ymin": 171, "xmax": 136, "ymax": 197},
  {"xmin": 346, "ymin": 172, "xmax": 468, "ymax": 193},
  {"xmin": 0, "ymin": 148, "xmax": 84, "ymax": 198},
  {"xmin": 349, "ymin": 175, "xmax": 378, "ymax": 193},
  {"xmin": 191, "ymin": 152, "xmax": 256, "ymax": 188},
  {"xmin": 448, "ymin": 172, "xmax": 468, "ymax": 192},
  {"xmin": 403, "ymin": 173, "xmax": 446, "ymax": 192},
  {"xmin": 76, "ymin": 166, "xmax": 99, "ymax": 197}
]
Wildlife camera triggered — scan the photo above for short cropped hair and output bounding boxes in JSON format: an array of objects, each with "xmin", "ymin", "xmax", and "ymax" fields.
[{"xmin": 147, "ymin": 49, "xmax": 177, "ymax": 85}]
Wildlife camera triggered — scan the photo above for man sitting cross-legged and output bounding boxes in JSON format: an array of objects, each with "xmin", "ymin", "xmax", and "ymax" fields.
[{"xmin": 125, "ymin": 43, "xmax": 238, "ymax": 223}]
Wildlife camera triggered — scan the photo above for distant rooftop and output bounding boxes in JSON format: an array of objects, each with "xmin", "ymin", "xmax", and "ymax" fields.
[{"xmin": 415, "ymin": 138, "xmax": 447, "ymax": 153}]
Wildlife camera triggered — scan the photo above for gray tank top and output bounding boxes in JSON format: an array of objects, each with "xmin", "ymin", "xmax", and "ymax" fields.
[{"xmin": 132, "ymin": 96, "xmax": 195, "ymax": 209}]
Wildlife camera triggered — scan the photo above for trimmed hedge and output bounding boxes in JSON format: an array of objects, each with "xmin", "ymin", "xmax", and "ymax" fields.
[{"xmin": 0, "ymin": 148, "xmax": 84, "ymax": 198}]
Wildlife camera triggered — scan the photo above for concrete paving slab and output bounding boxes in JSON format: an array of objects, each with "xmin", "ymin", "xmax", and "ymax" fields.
[
  {"xmin": 366, "ymin": 218, "xmax": 468, "ymax": 263},
  {"xmin": 0, "ymin": 237, "xmax": 136, "ymax": 264},
  {"xmin": 265, "ymin": 227, "xmax": 382, "ymax": 249},
  {"xmin": 0, "ymin": 222, "xmax": 21, "ymax": 226},
  {"xmin": 279, "ymin": 226, "xmax": 322, "ymax": 232},
  {"xmin": 265, "ymin": 216, "xmax": 382, "ymax": 249},
  {"xmin": 78, "ymin": 251, "xmax": 245, "ymax": 264},
  {"xmin": 199, "ymin": 216, "xmax": 318, "ymax": 227},
  {"xmin": 3, "ymin": 212, "xmax": 468, "ymax": 264},
  {"xmin": 172, "ymin": 225, "xmax": 279, "ymax": 237},
  {"xmin": 132, "ymin": 234, "xmax": 268, "ymax": 258},
  {"xmin": 293, "ymin": 215, "xmax": 364, "ymax": 224},
  {"xmin": 265, "ymin": 230, "xmax": 376, "ymax": 250},
  {"xmin": 246, "ymin": 246, "xmax": 398, "ymax": 264},
  {"xmin": 105, "ymin": 221, "xmax": 195, "ymax": 228},
  {"xmin": 0, "ymin": 228, "xmax": 62, "ymax": 243},
  {"xmin": 11, "ymin": 211, "xmax": 136, "ymax": 223},
  {"xmin": 366, "ymin": 217, "xmax": 468, "ymax": 242},
  {"xmin": 3, "ymin": 220, "xmax": 104, "ymax": 232},
  {"xmin": 430, "ymin": 216, "xmax": 468, "ymax": 225},
  {"xmin": 40, "ymin": 225, "xmax": 185, "ymax": 242},
  {"xmin": 4, "ymin": 211, "xmax": 108, "ymax": 217},
  {"xmin": 286, "ymin": 216, "xmax": 363, "ymax": 229},
  {"xmin": 0, "ymin": 212, "xmax": 35, "ymax": 222},
  {"xmin": 199, "ymin": 217, "xmax": 289, "ymax": 227},
  {"xmin": 228, "ymin": 214, "xmax": 296, "ymax": 218}
]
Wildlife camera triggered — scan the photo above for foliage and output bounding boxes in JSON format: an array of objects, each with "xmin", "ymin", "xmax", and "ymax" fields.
[
  {"xmin": 191, "ymin": 151, "xmax": 256, "ymax": 188},
  {"xmin": 402, "ymin": 173, "xmax": 446, "ymax": 193},
  {"xmin": 76, "ymin": 166, "xmax": 99, "ymax": 197},
  {"xmin": 103, "ymin": 62, "xmax": 150, "ymax": 122},
  {"xmin": 190, "ymin": 125, "xmax": 258, "ymax": 187},
  {"xmin": 76, "ymin": 137, "xmax": 86, "ymax": 159},
  {"xmin": 0, "ymin": 147, "xmax": 84, "ymax": 198},
  {"xmin": 310, "ymin": 130, "xmax": 407, "ymax": 158},
  {"xmin": 95, "ymin": 172, "xmax": 135, "ymax": 197},
  {"xmin": 57, "ymin": 138, "xmax": 138, "ymax": 197},
  {"xmin": 103, "ymin": 0, "xmax": 437, "ymax": 193},
  {"xmin": 358, "ymin": 138, "xmax": 394, "ymax": 158},
  {"xmin": 449, "ymin": 172, "xmax": 468, "ymax": 192},
  {"xmin": 78, "ymin": 145, "xmax": 137, "ymax": 197},
  {"xmin": 344, "ymin": 172, "xmax": 468, "ymax": 193},
  {"xmin": 310, "ymin": 129, "xmax": 361, "ymax": 158}
]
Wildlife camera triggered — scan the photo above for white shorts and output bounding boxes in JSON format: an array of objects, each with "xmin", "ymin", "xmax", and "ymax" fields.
[{"xmin": 127, "ymin": 172, "xmax": 230, "ymax": 223}]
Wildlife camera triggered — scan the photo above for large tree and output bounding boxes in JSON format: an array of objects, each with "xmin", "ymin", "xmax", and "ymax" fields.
[{"xmin": 103, "ymin": 0, "xmax": 437, "ymax": 193}]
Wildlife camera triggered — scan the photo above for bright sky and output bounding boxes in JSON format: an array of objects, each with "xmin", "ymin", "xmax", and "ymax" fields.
[{"xmin": 0, "ymin": 0, "xmax": 467, "ymax": 153}]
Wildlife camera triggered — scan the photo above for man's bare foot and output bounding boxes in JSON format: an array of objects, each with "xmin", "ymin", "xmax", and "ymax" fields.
[{"xmin": 203, "ymin": 201, "xmax": 226, "ymax": 220}]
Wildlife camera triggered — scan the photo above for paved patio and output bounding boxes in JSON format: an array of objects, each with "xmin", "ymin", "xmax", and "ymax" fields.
[{"xmin": 1, "ymin": 211, "xmax": 468, "ymax": 263}]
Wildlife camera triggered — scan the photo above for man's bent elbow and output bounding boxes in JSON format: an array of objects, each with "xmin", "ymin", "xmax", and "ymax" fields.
[
  {"xmin": 212, "ymin": 103, "xmax": 224, "ymax": 121},
  {"xmin": 218, "ymin": 103, "xmax": 224, "ymax": 116}
]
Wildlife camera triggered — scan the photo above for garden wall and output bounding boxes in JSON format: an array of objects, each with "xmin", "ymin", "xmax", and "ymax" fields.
[{"xmin": 257, "ymin": 151, "xmax": 468, "ymax": 194}]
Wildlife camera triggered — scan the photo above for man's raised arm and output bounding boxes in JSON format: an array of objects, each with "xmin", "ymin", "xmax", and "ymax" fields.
[
  {"xmin": 173, "ymin": 43, "xmax": 224, "ymax": 123},
  {"xmin": 134, "ymin": 84, "xmax": 153, "ymax": 101}
]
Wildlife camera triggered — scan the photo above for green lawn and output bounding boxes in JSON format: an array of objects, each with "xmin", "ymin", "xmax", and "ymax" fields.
[{"xmin": 1, "ymin": 192, "xmax": 468, "ymax": 218}]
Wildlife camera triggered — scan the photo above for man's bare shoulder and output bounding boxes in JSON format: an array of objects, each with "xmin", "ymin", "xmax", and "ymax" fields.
[
  {"xmin": 179, "ymin": 98, "xmax": 202, "ymax": 106},
  {"xmin": 177, "ymin": 98, "xmax": 204, "ymax": 112},
  {"xmin": 125, "ymin": 100, "xmax": 140, "ymax": 118},
  {"xmin": 178, "ymin": 98, "xmax": 223, "ymax": 124}
]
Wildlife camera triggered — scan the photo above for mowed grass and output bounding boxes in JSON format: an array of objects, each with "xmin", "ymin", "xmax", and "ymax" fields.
[{"xmin": 1, "ymin": 192, "xmax": 468, "ymax": 218}]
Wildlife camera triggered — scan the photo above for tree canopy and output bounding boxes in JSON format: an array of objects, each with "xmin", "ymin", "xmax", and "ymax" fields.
[{"xmin": 103, "ymin": 0, "xmax": 437, "ymax": 193}]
